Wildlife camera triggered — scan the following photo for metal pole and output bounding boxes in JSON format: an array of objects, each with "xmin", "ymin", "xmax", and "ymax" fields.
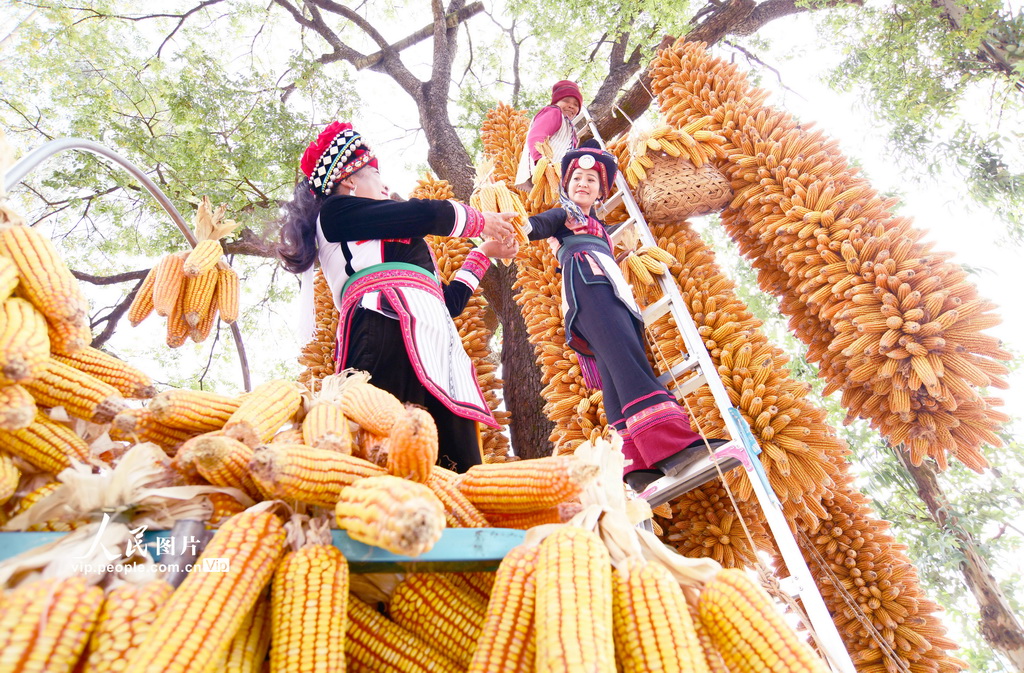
[{"xmin": 3, "ymin": 138, "xmax": 251, "ymax": 391}]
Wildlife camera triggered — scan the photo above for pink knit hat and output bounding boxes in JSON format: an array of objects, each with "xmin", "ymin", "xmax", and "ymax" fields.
[{"xmin": 550, "ymin": 80, "xmax": 582, "ymax": 107}]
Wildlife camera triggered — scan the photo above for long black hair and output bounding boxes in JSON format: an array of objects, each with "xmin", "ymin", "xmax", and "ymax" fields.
[{"xmin": 277, "ymin": 179, "xmax": 323, "ymax": 274}]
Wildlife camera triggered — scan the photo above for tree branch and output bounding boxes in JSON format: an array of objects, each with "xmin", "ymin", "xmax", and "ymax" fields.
[
  {"xmin": 72, "ymin": 269, "xmax": 149, "ymax": 285},
  {"xmin": 90, "ymin": 278, "xmax": 142, "ymax": 349},
  {"xmin": 352, "ymin": 1, "xmax": 484, "ymax": 70}
]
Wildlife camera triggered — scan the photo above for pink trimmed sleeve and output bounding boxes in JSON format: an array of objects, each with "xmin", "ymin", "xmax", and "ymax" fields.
[
  {"xmin": 453, "ymin": 249, "xmax": 492, "ymax": 291},
  {"xmin": 527, "ymin": 106, "xmax": 565, "ymax": 160},
  {"xmin": 447, "ymin": 200, "xmax": 486, "ymax": 237}
]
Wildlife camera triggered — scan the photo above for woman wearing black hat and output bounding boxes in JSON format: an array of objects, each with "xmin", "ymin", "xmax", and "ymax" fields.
[
  {"xmin": 525, "ymin": 140, "xmax": 719, "ymax": 490},
  {"xmin": 277, "ymin": 121, "xmax": 519, "ymax": 472}
]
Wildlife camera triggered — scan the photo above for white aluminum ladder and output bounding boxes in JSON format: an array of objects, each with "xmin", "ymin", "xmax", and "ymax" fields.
[{"xmin": 575, "ymin": 109, "xmax": 857, "ymax": 673}]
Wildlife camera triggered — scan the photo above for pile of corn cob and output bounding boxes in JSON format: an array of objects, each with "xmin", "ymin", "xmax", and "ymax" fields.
[
  {"xmin": 296, "ymin": 267, "xmax": 339, "ymax": 390},
  {"xmin": 127, "ymin": 196, "xmax": 241, "ymax": 347}
]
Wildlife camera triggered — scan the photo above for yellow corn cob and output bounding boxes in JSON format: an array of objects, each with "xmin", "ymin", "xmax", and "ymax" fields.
[
  {"xmin": 691, "ymin": 604, "xmax": 731, "ymax": 673},
  {"xmin": 535, "ymin": 526, "xmax": 615, "ymax": 673},
  {"xmin": 386, "ymin": 404, "xmax": 438, "ymax": 483},
  {"xmin": 0, "ymin": 450, "xmax": 20, "ymax": 507},
  {"xmin": 390, "ymin": 573, "xmax": 486, "ymax": 667},
  {"xmin": 149, "ymin": 388, "xmax": 242, "ymax": 432},
  {"xmin": 0, "ymin": 296, "xmax": 50, "ymax": 385},
  {"xmin": 346, "ymin": 595, "xmax": 463, "ymax": 673},
  {"xmin": 301, "ymin": 401, "xmax": 353, "ymax": 454},
  {"xmin": 0, "ymin": 411, "xmax": 91, "ymax": 472},
  {"xmin": 270, "ymin": 543, "xmax": 349, "ymax": 672},
  {"xmin": 698, "ymin": 568, "xmax": 830, "ymax": 673},
  {"xmin": 127, "ymin": 264, "xmax": 158, "ymax": 326},
  {"xmin": 110, "ymin": 408, "xmax": 199, "ymax": 454},
  {"xmin": 182, "ymin": 267, "xmax": 219, "ymax": 328},
  {"xmin": 206, "ymin": 491, "xmax": 249, "ymax": 525},
  {"xmin": 0, "ymin": 382, "xmax": 36, "ymax": 430},
  {"xmin": 190, "ymin": 434, "xmax": 262, "ymax": 499},
  {"xmin": 190, "ymin": 288, "xmax": 219, "ymax": 342},
  {"xmin": 456, "ymin": 455, "xmax": 599, "ymax": 514},
  {"xmin": 467, "ymin": 544, "xmax": 539, "ymax": 673},
  {"xmin": 442, "ymin": 571, "xmax": 496, "ymax": 605},
  {"xmin": 124, "ymin": 508, "xmax": 286, "ymax": 673},
  {"xmin": 152, "ymin": 252, "xmax": 187, "ymax": 317},
  {"xmin": 339, "ymin": 376, "xmax": 404, "ymax": 436},
  {"xmin": 7, "ymin": 480, "xmax": 87, "ymax": 531},
  {"xmin": 218, "ymin": 593, "xmax": 271, "ymax": 673},
  {"xmin": 0, "ymin": 576, "xmax": 104, "ymax": 673},
  {"xmin": 224, "ymin": 379, "xmax": 302, "ymax": 447},
  {"xmin": 335, "ymin": 475, "xmax": 446, "ymax": 556},
  {"xmin": 484, "ymin": 502, "xmax": 582, "ymax": 529},
  {"xmin": 0, "ymin": 255, "xmax": 18, "ymax": 299},
  {"xmin": 51, "ymin": 346, "xmax": 155, "ymax": 399},
  {"xmin": 0, "ymin": 223, "xmax": 89, "ymax": 325},
  {"xmin": 165, "ymin": 288, "xmax": 190, "ymax": 348},
  {"xmin": 249, "ymin": 443, "xmax": 385, "ymax": 508},
  {"xmin": 23, "ymin": 358, "xmax": 127, "ymax": 423},
  {"xmin": 426, "ymin": 470, "xmax": 490, "ymax": 528},
  {"xmin": 269, "ymin": 428, "xmax": 305, "ymax": 444},
  {"xmin": 613, "ymin": 558, "xmax": 709, "ymax": 673},
  {"xmin": 184, "ymin": 238, "xmax": 223, "ymax": 278},
  {"xmin": 82, "ymin": 580, "xmax": 175, "ymax": 673},
  {"xmin": 216, "ymin": 265, "xmax": 240, "ymax": 324}
]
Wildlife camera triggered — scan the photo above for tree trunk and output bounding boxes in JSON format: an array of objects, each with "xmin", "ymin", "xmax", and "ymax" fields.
[{"xmin": 896, "ymin": 451, "xmax": 1024, "ymax": 670}]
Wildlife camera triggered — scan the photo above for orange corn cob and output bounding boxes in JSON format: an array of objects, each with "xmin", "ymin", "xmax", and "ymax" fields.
[
  {"xmin": 301, "ymin": 401, "xmax": 353, "ymax": 454},
  {"xmin": 205, "ymin": 491, "xmax": 249, "ymax": 525},
  {"xmin": 386, "ymin": 404, "xmax": 438, "ymax": 483},
  {"xmin": 0, "ymin": 382, "xmax": 36, "ymax": 430},
  {"xmin": 23, "ymin": 358, "xmax": 127, "ymax": 423},
  {"xmin": 0, "ymin": 296, "xmax": 50, "ymax": 385},
  {"xmin": 0, "ymin": 576, "xmax": 104, "ymax": 673},
  {"xmin": 183, "ymin": 238, "xmax": 223, "ymax": 278},
  {"xmin": 149, "ymin": 388, "xmax": 242, "ymax": 432},
  {"xmin": 218, "ymin": 593, "xmax": 271, "ymax": 673},
  {"xmin": 485, "ymin": 502, "xmax": 582, "ymax": 529},
  {"xmin": 224, "ymin": 379, "xmax": 301, "ymax": 447},
  {"xmin": 124, "ymin": 508, "xmax": 286, "ymax": 673},
  {"xmin": 339, "ymin": 376, "xmax": 404, "ymax": 436},
  {"xmin": 0, "ymin": 450, "xmax": 20, "ymax": 507},
  {"xmin": 456, "ymin": 455, "xmax": 598, "ymax": 514},
  {"xmin": 0, "ymin": 255, "xmax": 18, "ymax": 299},
  {"xmin": 152, "ymin": 252, "xmax": 187, "ymax": 317},
  {"xmin": 390, "ymin": 573, "xmax": 486, "ymax": 667},
  {"xmin": 248, "ymin": 443, "xmax": 385, "ymax": 508},
  {"xmin": 0, "ymin": 223, "xmax": 90, "ymax": 326},
  {"xmin": 190, "ymin": 289, "xmax": 219, "ymax": 342},
  {"xmin": 467, "ymin": 544, "xmax": 539, "ymax": 673},
  {"xmin": 165, "ymin": 288, "xmax": 190, "ymax": 348},
  {"xmin": 127, "ymin": 264, "xmax": 158, "ymax": 326},
  {"xmin": 52, "ymin": 346, "xmax": 156, "ymax": 399},
  {"xmin": 83, "ymin": 580, "xmax": 175, "ymax": 673},
  {"xmin": 182, "ymin": 267, "xmax": 218, "ymax": 328},
  {"xmin": 0, "ymin": 411, "xmax": 91, "ymax": 472},
  {"xmin": 535, "ymin": 526, "xmax": 614, "ymax": 673},
  {"xmin": 426, "ymin": 470, "xmax": 490, "ymax": 528},
  {"xmin": 442, "ymin": 571, "xmax": 496, "ymax": 606},
  {"xmin": 110, "ymin": 408, "xmax": 199, "ymax": 454},
  {"xmin": 335, "ymin": 475, "xmax": 446, "ymax": 556},
  {"xmin": 269, "ymin": 428, "xmax": 304, "ymax": 444},
  {"xmin": 216, "ymin": 265, "xmax": 240, "ymax": 324},
  {"xmin": 7, "ymin": 480, "xmax": 86, "ymax": 531},
  {"xmin": 346, "ymin": 595, "xmax": 463, "ymax": 673},
  {"xmin": 270, "ymin": 542, "xmax": 349, "ymax": 672},
  {"xmin": 190, "ymin": 434, "xmax": 261, "ymax": 499}
]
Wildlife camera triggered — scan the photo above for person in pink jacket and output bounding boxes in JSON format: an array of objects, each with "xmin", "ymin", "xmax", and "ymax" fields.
[{"xmin": 514, "ymin": 80, "xmax": 582, "ymax": 190}]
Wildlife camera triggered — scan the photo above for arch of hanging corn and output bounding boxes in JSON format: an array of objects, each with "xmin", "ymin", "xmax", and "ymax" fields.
[{"xmin": 478, "ymin": 39, "xmax": 1009, "ymax": 673}]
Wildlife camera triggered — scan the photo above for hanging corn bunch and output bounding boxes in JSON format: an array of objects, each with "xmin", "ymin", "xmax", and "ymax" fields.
[
  {"xmin": 481, "ymin": 102, "xmax": 530, "ymax": 188},
  {"xmin": 468, "ymin": 159, "xmax": 530, "ymax": 254},
  {"xmin": 127, "ymin": 196, "xmax": 242, "ymax": 347},
  {"xmin": 650, "ymin": 39, "xmax": 1009, "ymax": 471},
  {"xmin": 525, "ymin": 140, "xmax": 562, "ymax": 214},
  {"xmin": 619, "ymin": 121, "xmax": 728, "ymax": 187},
  {"xmin": 297, "ymin": 268, "xmax": 340, "ymax": 390}
]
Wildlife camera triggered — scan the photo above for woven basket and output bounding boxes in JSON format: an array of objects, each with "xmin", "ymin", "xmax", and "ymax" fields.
[{"xmin": 634, "ymin": 153, "xmax": 733, "ymax": 223}]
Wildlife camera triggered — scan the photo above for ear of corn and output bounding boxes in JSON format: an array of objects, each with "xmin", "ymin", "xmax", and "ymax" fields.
[
  {"xmin": 300, "ymin": 401, "xmax": 353, "ymax": 454},
  {"xmin": 346, "ymin": 595, "xmax": 463, "ymax": 673},
  {"xmin": 386, "ymin": 405, "xmax": 438, "ymax": 483},
  {"xmin": 165, "ymin": 286, "xmax": 190, "ymax": 348},
  {"xmin": 205, "ymin": 491, "xmax": 249, "ymax": 525},
  {"xmin": 0, "ymin": 296, "xmax": 50, "ymax": 385},
  {"xmin": 296, "ymin": 269, "xmax": 336, "ymax": 389},
  {"xmin": 83, "ymin": 580, "xmax": 175, "ymax": 673},
  {"xmin": 182, "ymin": 267, "xmax": 219, "ymax": 328},
  {"xmin": 224, "ymin": 379, "xmax": 302, "ymax": 447},
  {"xmin": 426, "ymin": 470, "xmax": 490, "ymax": 528},
  {"xmin": 152, "ymin": 252, "xmax": 187, "ymax": 318},
  {"xmin": 110, "ymin": 408, "xmax": 199, "ymax": 454},
  {"xmin": 218, "ymin": 593, "xmax": 271, "ymax": 673},
  {"xmin": 51, "ymin": 346, "xmax": 156, "ymax": 399},
  {"xmin": 0, "ymin": 255, "xmax": 18, "ymax": 299},
  {"xmin": 0, "ymin": 410, "xmax": 91, "ymax": 472},
  {"xmin": 270, "ymin": 544, "xmax": 349, "ymax": 673},
  {"xmin": 190, "ymin": 434, "xmax": 262, "ymax": 499},
  {"xmin": 189, "ymin": 288, "xmax": 219, "ymax": 342},
  {"xmin": 184, "ymin": 238, "xmax": 223, "ymax": 278},
  {"xmin": 698, "ymin": 568, "xmax": 829, "ymax": 673},
  {"xmin": 613, "ymin": 558, "xmax": 709, "ymax": 673},
  {"xmin": 335, "ymin": 475, "xmax": 446, "ymax": 556},
  {"xmin": 149, "ymin": 388, "xmax": 242, "ymax": 432},
  {"xmin": 484, "ymin": 502, "xmax": 582, "ymax": 529},
  {"xmin": 339, "ymin": 375, "xmax": 404, "ymax": 436},
  {"xmin": 441, "ymin": 571, "xmax": 495, "ymax": 605},
  {"xmin": 23, "ymin": 358, "xmax": 127, "ymax": 424},
  {"xmin": 0, "ymin": 450, "xmax": 20, "ymax": 506},
  {"xmin": 0, "ymin": 576, "xmax": 104, "ymax": 673},
  {"xmin": 124, "ymin": 508, "xmax": 286, "ymax": 673},
  {"xmin": 127, "ymin": 264, "xmax": 158, "ymax": 326},
  {"xmin": 390, "ymin": 573, "xmax": 486, "ymax": 667},
  {"xmin": 216, "ymin": 265, "xmax": 240, "ymax": 324},
  {"xmin": 0, "ymin": 224, "xmax": 90, "ymax": 330},
  {"xmin": 0, "ymin": 382, "xmax": 36, "ymax": 431},
  {"xmin": 248, "ymin": 443, "xmax": 385, "ymax": 507},
  {"xmin": 456, "ymin": 455, "xmax": 598, "ymax": 514},
  {"xmin": 467, "ymin": 544, "xmax": 539, "ymax": 673}
]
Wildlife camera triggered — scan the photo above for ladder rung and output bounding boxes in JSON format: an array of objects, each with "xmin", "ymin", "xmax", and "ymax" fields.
[
  {"xmin": 598, "ymin": 190, "xmax": 624, "ymax": 218},
  {"xmin": 637, "ymin": 441, "xmax": 744, "ymax": 507},
  {"xmin": 641, "ymin": 294, "xmax": 672, "ymax": 325},
  {"xmin": 666, "ymin": 372, "xmax": 707, "ymax": 400},
  {"xmin": 656, "ymin": 356, "xmax": 700, "ymax": 384},
  {"xmin": 608, "ymin": 217, "xmax": 636, "ymax": 245}
]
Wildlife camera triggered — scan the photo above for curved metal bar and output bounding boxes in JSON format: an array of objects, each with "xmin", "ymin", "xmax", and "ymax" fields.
[{"xmin": 3, "ymin": 137, "xmax": 252, "ymax": 391}]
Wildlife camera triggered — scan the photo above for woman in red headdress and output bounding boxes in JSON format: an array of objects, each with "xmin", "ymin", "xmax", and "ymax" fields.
[
  {"xmin": 525, "ymin": 141, "xmax": 723, "ymax": 491},
  {"xmin": 514, "ymin": 80, "xmax": 583, "ymax": 191},
  {"xmin": 278, "ymin": 122, "xmax": 518, "ymax": 472}
]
